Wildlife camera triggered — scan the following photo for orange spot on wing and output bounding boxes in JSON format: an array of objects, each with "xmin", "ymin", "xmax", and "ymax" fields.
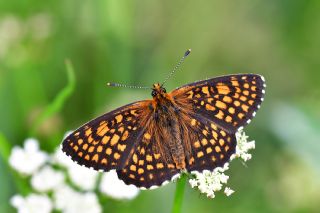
[
  {"xmin": 197, "ymin": 151, "xmax": 204, "ymax": 158},
  {"xmin": 117, "ymin": 144, "xmax": 126, "ymax": 152},
  {"xmin": 114, "ymin": 152, "xmax": 120, "ymax": 160},
  {"xmin": 156, "ymin": 163, "xmax": 164, "ymax": 169},
  {"xmin": 205, "ymin": 104, "xmax": 216, "ymax": 111},
  {"xmin": 97, "ymin": 123, "xmax": 109, "ymax": 136},
  {"xmin": 102, "ymin": 136, "xmax": 110, "ymax": 144},
  {"xmin": 202, "ymin": 86, "xmax": 210, "ymax": 96},
  {"xmin": 225, "ymin": 115, "xmax": 232, "ymax": 123},
  {"xmin": 106, "ymin": 148, "xmax": 112, "ymax": 155},
  {"xmin": 121, "ymin": 131, "xmax": 129, "ymax": 141},
  {"xmin": 223, "ymin": 96, "xmax": 232, "ymax": 103},
  {"xmin": 110, "ymin": 134, "xmax": 120, "ymax": 146},
  {"xmin": 92, "ymin": 154, "xmax": 99, "ymax": 162},
  {"xmin": 115, "ymin": 114, "xmax": 123, "ymax": 123},
  {"xmin": 217, "ymin": 85, "xmax": 230, "ymax": 94},
  {"xmin": 97, "ymin": 146, "xmax": 103, "ymax": 152},
  {"xmin": 85, "ymin": 128, "xmax": 92, "ymax": 136},
  {"xmin": 242, "ymin": 104, "xmax": 249, "ymax": 112},
  {"xmin": 215, "ymin": 100, "xmax": 227, "ymax": 109},
  {"xmin": 215, "ymin": 110, "xmax": 224, "ymax": 120}
]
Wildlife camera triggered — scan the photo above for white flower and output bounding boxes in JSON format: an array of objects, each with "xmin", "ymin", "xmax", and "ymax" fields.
[
  {"xmin": 68, "ymin": 163, "xmax": 99, "ymax": 191},
  {"xmin": 69, "ymin": 192, "xmax": 101, "ymax": 213},
  {"xmin": 9, "ymin": 138, "xmax": 48, "ymax": 175},
  {"xmin": 231, "ymin": 127, "xmax": 255, "ymax": 161},
  {"xmin": 10, "ymin": 193, "xmax": 53, "ymax": 213},
  {"xmin": 100, "ymin": 170, "xmax": 139, "ymax": 200},
  {"xmin": 224, "ymin": 187, "xmax": 235, "ymax": 196},
  {"xmin": 54, "ymin": 184, "xmax": 101, "ymax": 213},
  {"xmin": 189, "ymin": 166, "xmax": 230, "ymax": 198},
  {"xmin": 53, "ymin": 184, "xmax": 78, "ymax": 210},
  {"xmin": 51, "ymin": 147, "xmax": 75, "ymax": 168},
  {"xmin": 31, "ymin": 165, "xmax": 64, "ymax": 192}
]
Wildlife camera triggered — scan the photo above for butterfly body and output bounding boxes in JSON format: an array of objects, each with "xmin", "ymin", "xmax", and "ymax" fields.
[
  {"xmin": 149, "ymin": 83, "xmax": 191, "ymax": 169},
  {"xmin": 62, "ymin": 74, "xmax": 265, "ymax": 189}
]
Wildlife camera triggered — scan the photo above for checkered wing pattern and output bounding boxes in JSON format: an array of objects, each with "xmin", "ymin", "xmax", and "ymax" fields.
[
  {"xmin": 117, "ymin": 133, "xmax": 180, "ymax": 189},
  {"xmin": 172, "ymin": 74, "xmax": 266, "ymax": 133},
  {"xmin": 62, "ymin": 73, "xmax": 266, "ymax": 189},
  {"xmin": 62, "ymin": 101, "xmax": 152, "ymax": 171},
  {"xmin": 186, "ymin": 113, "xmax": 236, "ymax": 171}
]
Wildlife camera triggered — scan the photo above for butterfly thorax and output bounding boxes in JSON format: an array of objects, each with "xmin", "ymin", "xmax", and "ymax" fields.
[{"xmin": 150, "ymin": 83, "xmax": 187, "ymax": 169}]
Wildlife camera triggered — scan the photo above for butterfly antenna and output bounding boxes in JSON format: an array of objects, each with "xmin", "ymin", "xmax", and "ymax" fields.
[
  {"xmin": 162, "ymin": 48, "xmax": 191, "ymax": 86},
  {"xmin": 106, "ymin": 82, "xmax": 150, "ymax": 90}
]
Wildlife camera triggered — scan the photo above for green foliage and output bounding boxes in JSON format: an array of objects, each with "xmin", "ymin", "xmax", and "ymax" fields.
[{"xmin": 30, "ymin": 60, "xmax": 75, "ymax": 136}]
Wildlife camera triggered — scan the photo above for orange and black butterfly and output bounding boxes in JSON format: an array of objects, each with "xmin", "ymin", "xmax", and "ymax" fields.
[{"xmin": 62, "ymin": 49, "xmax": 266, "ymax": 189}]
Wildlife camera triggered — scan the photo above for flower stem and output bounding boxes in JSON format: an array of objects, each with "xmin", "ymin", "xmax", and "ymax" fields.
[{"xmin": 172, "ymin": 174, "xmax": 187, "ymax": 213}]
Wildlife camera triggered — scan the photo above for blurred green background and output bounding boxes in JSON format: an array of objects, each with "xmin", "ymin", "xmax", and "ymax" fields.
[{"xmin": 1, "ymin": 0, "xmax": 320, "ymax": 212}]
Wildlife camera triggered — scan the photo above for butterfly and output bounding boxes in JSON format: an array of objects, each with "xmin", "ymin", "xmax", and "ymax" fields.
[{"xmin": 62, "ymin": 50, "xmax": 266, "ymax": 189}]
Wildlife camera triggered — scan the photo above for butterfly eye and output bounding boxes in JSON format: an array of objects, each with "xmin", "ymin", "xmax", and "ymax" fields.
[{"xmin": 151, "ymin": 90, "xmax": 157, "ymax": 97}]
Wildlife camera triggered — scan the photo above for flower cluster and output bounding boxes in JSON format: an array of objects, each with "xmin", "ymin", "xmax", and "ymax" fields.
[
  {"xmin": 188, "ymin": 128, "xmax": 255, "ymax": 198},
  {"xmin": 9, "ymin": 136, "xmax": 140, "ymax": 213}
]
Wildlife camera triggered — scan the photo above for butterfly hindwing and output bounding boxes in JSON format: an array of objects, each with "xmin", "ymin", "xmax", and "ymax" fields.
[
  {"xmin": 62, "ymin": 101, "xmax": 152, "ymax": 171},
  {"xmin": 117, "ymin": 132, "xmax": 180, "ymax": 189},
  {"xmin": 186, "ymin": 113, "xmax": 236, "ymax": 172},
  {"xmin": 171, "ymin": 74, "xmax": 265, "ymax": 133}
]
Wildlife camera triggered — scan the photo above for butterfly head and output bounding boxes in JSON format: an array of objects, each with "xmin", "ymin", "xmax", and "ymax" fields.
[{"xmin": 151, "ymin": 83, "xmax": 167, "ymax": 98}]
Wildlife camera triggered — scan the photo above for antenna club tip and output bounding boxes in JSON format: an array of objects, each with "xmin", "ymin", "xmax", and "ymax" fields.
[
  {"xmin": 106, "ymin": 82, "xmax": 115, "ymax": 86},
  {"xmin": 184, "ymin": 49, "xmax": 192, "ymax": 57}
]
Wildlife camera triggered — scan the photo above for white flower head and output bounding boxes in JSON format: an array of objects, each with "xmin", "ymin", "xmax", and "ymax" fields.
[
  {"xmin": 51, "ymin": 147, "xmax": 75, "ymax": 168},
  {"xmin": 70, "ymin": 192, "xmax": 102, "ymax": 213},
  {"xmin": 31, "ymin": 165, "xmax": 65, "ymax": 192},
  {"xmin": 53, "ymin": 184, "xmax": 78, "ymax": 210},
  {"xmin": 231, "ymin": 127, "xmax": 256, "ymax": 161},
  {"xmin": 10, "ymin": 193, "xmax": 53, "ymax": 213},
  {"xmin": 188, "ymin": 128, "xmax": 255, "ymax": 198},
  {"xmin": 189, "ymin": 166, "xmax": 230, "ymax": 199},
  {"xmin": 9, "ymin": 138, "xmax": 48, "ymax": 175},
  {"xmin": 100, "ymin": 170, "xmax": 140, "ymax": 200},
  {"xmin": 67, "ymin": 163, "xmax": 99, "ymax": 191},
  {"xmin": 54, "ymin": 184, "xmax": 101, "ymax": 213}
]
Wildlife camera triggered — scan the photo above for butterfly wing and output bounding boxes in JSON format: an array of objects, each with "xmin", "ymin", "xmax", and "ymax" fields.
[
  {"xmin": 116, "ymin": 136, "xmax": 180, "ymax": 189},
  {"xmin": 170, "ymin": 74, "xmax": 265, "ymax": 172},
  {"xmin": 171, "ymin": 74, "xmax": 266, "ymax": 133},
  {"xmin": 185, "ymin": 113, "xmax": 236, "ymax": 172},
  {"xmin": 62, "ymin": 100, "xmax": 153, "ymax": 171}
]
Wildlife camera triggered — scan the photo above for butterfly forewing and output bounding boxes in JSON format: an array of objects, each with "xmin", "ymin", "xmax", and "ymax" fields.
[
  {"xmin": 62, "ymin": 101, "xmax": 152, "ymax": 171},
  {"xmin": 171, "ymin": 74, "xmax": 265, "ymax": 133}
]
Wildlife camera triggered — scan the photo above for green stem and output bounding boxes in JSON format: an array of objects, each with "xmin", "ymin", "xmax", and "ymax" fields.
[
  {"xmin": 30, "ymin": 59, "xmax": 76, "ymax": 136},
  {"xmin": 172, "ymin": 174, "xmax": 187, "ymax": 213}
]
